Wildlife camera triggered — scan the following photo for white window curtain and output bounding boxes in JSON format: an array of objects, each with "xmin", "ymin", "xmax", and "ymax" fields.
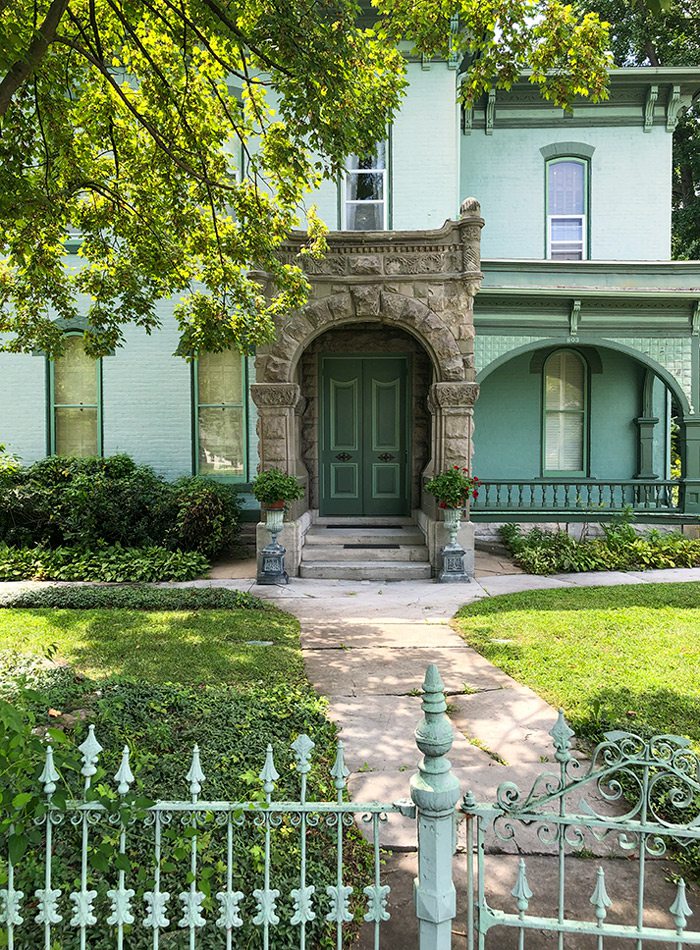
[
  {"xmin": 544, "ymin": 350, "xmax": 586, "ymax": 473},
  {"xmin": 196, "ymin": 350, "xmax": 246, "ymax": 477},
  {"xmin": 52, "ymin": 335, "xmax": 99, "ymax": 457}
]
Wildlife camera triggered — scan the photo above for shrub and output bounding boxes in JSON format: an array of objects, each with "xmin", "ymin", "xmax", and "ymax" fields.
[
  {"xmin": 0, "ymin": 454, "xmax": 241, "ymax": 559},
  {"xmin": 169, "ymin": 476, "xmax": 241, "ymax": 558},
  {"xmin": 0, "ymin": 583, "xmax": 264, "ymax": 610},
  {"xmin": 500, "ymin": 520, "xmax": 700, "ymax": 575},
  {"xmin": 0, "ymin": 543, "xmax": 208, "ymax": 582}
]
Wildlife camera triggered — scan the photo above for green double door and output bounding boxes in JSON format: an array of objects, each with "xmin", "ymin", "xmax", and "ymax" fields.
[{"xmin": 320, "ymin": 356, "xmax": 409, "ymax": 517}]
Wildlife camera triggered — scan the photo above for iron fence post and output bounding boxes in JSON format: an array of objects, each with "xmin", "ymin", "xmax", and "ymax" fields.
[{"xmin": 411, "ymin": 664, "xmax": 461, "ymax": 950}]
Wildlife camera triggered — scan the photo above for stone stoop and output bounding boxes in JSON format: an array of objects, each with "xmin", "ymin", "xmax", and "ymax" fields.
[{"xmin": 299, "ymin": 517, "xmax": 432, "ymax": 580}]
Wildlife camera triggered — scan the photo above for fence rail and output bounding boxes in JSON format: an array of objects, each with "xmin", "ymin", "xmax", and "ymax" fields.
[{"xmin": 471, "ymin": 479, "xmax": 681, "ymax": 515}]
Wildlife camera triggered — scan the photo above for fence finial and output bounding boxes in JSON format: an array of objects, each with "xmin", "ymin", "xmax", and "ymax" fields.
[
  {"xmin": 114, "ymin": 746, "xmax": 134, "ymax": 796},
  {"xmin": 590, "ymin": 867, "xmax": 612, "ymax": 924},
  {"xmin": 670, "ymin": 878, "xmax": 692, "ymax": 933},
  {"xmin": 330, "ymin": 741, "xmax": 349, "ymax": 795},
  {"xmin": 39, "ymin": 742, "xmax": 60, "ymax": 796},
  {"xmin": 291, "ymin": 734, "xmax": 315, "ymax": 775},
  {"xmin": 410, "ymin": 664, "xmax": 461, "ymax": 948},
  {"xmin": 79, "ymin": 725, "xmax": 103, "ymax": 780},
  {"xmin": 186, "ymin": 745, "xmax": 205, "ymax": 798},
  {"xmin": 260, "ymin": 744, "xmax": 279, "ymax": 799},
  {"xmin": 550, "ymin": 709, "xmax": 575, "ymax": 763},
  {"xmin": 512, "ymin": 859, "xmax": 533, "ymax": 917}
]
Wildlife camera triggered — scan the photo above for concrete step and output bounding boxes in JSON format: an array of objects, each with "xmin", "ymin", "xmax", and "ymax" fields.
[
  {"xmin": 299, "ymin": 560, "xmax": 433, "ymax": 581},
  {"xmin": 314, "ymin": 516, "xmax": 415, "ymax": 527},
  {"xmin": 302, "ymin": 544, "xmax": 430, "ymax": 563},
  {"xmin": 304, "ymin": 527, "xmax": 426, "ymax": 546}
]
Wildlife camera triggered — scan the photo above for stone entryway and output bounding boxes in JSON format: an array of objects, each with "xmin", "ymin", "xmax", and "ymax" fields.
[{"xmin": 251, "ymin": 199, "xmax": 485, "ymax": 577}]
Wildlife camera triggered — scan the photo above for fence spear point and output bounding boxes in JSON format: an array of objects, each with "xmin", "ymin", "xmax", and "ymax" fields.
[
  {"xmin": 186, "ymin": 744, "xmax": 206, "ymax": 796},
  {"xmin": 114, "ymin": 746, "xmax": 134, "ymax": 795},
  {"xmin": 670, "ymin": 878, "xmax": 692, "ymax": 932},
  {"xmin": 39, "ymin": 742, "xmax": 60, "ymax": 796}
]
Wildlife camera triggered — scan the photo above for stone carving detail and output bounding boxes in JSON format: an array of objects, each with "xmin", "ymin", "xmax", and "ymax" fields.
[
  {"xmin": 250, "ymin": 384, "xmax": 301, "ymax": 409},
  {"xmin": 433, "ymin": 382, "xmax": 480, "ymax": 409},
  {"xmin": 349, "ymin": 255, "xmax": 382, "ymax": 275}
]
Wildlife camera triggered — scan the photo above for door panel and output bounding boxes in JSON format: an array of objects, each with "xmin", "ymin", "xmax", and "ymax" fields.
[{"xmin": 321, "ymin": 356, "xmax": 408, "ymax": 517}]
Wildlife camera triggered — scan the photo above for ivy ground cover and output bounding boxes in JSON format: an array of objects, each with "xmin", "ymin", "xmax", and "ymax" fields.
[{"xmin": 0, "ymin": 587, "xmax": 370, "ymax": 947}]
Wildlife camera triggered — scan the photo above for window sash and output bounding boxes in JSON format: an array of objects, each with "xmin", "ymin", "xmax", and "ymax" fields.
[
  {"xmin": 194, "ymin": 352, "xmax": 247, "ymax": 481},
  {"xmin": 343, "ymin": 143, "xmax": 388, "ymax": 231},
  {"xmin": 49, "ymin": 335, "xmax": 101, "ymax": 457},
  {"xmin": 543, "ymin": 351, "xmax": 587, "ymax": 475},
  {"xmin": 546, "ymin": 158, "xmax": 588, "ymax": 260}
]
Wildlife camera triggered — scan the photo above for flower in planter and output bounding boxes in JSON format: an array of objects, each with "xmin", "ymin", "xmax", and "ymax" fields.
[
  {"xmin": 425, "ymin": 467, "xmax": 480, "ymax": 510},
  {"xmin": 251, "ymin": 468, "xmax": 304, "ymax": 511}
]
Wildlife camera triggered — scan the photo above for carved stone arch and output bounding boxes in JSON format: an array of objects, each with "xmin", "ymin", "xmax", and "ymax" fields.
[{"xmin": 257, "ymin": 288, "xmax": 467, "ymax": 385}]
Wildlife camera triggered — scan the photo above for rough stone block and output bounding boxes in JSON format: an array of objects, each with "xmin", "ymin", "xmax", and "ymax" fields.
[{"xmin": 350, "ymin": 285, "xmax": 381, "ymax": 317}]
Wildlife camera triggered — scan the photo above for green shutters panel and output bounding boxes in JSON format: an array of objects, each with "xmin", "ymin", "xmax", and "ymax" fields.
[{"xmin": 320, "ymin": 356, "xmax": 409, "ymax": 516}]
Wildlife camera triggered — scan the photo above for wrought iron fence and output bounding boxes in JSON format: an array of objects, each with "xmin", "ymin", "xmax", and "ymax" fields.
[
  {"xmin": 461, "ymin": 715, "xmax": 700, "ymax": 949},
  {"xmin": 0, "ymin": 727, "xmax": 415, "ymax": 949},
  {"xmin": 470, "ymin": 479, "xmax": 680, "ymax": 514}
]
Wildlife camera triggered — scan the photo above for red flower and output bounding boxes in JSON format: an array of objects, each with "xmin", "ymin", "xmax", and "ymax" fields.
[
  {"xmin": 453, "ymin": 465, "xmax": 459, "ymax": 469},
  {"xmin": 438, "ymin": 500, "xmax": 446, "ymax": 509},
  {"xmin": 473, "ymin": 490, "xmax": 479, "ymax": 498}
]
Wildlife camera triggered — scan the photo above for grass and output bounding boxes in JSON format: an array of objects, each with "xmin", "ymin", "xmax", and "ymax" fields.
[
  {"xmin": 0, "ymin": 606, "xmax": 302, "ymax": 684},
  {"xmin": 454, "ymin": 582, "xmax": 700, "ymax": 742}
]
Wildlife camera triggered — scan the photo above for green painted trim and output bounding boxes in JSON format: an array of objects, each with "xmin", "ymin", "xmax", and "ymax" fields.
[
  {"xmin": 47, "ymin": 332, "xmax": 103, "ymax": 457},
  {"xmin": 540, "ymin": 349, "xmax": 589, "ymax": 478},
  {"xmin": 192, "ymin": 353, "xmax": 248, "ymax": 483},
  {"xmin": 470, "ymin": 511, "xmax": 700, "ymax": 524}
]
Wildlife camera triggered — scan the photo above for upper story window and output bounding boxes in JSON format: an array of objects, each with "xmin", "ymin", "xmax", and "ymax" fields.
[
  {"xmin": 49, "ymin": 334, "xmax": 101, "ymax": 457},
  {"xmin": 547, "ymin": 159, "xmax": 587, "ymax": 261},
  {"xmin": 344, "ymin": 141, "xmax": 388, "ymax": 231},
  {"xmin": 543, "ymin": 349, "xmax": 587, "ymax": 475},
  {"xmin": 194, "ymin": 350, "xmax": 246, "ymax": 479}
]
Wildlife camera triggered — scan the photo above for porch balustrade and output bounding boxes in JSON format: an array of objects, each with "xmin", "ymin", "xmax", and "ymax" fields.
[{"xmin": 470, "ymin": 478, "xmax": 682, "ymax": 516}]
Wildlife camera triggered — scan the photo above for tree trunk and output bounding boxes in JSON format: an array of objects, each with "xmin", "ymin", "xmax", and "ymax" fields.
[{"xmin": 0, "ymin": 0, "xmax": 70, "ymax": 117}]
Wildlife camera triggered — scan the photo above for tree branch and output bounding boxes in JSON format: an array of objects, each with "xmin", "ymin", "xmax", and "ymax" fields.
[{"xmin": 0, "ymin": 0, "xmax": 70, "ymax": 117}]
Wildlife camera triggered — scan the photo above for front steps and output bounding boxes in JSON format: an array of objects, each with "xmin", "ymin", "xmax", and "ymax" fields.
[{"xmin": 299, "ymin": 517, "xmax": 432, "ymax": 580}]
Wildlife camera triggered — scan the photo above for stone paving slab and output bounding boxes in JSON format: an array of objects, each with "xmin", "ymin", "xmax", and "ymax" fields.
[
  {"xmin": 300, "ymin": 619, "xmax": 461, "ymax": 650},
  {"xmin": 304, "ymin": 644, "xmax": 514, "ymax": 697},
  {"xmin": 550, "ymin": 570, "xmax": 641, "ymax": 586}
]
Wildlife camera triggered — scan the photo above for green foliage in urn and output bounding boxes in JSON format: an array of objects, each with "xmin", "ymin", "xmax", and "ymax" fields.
[
  {"xmin": 251, "ymin": 468, "xmax": 304, "ymax": 509},
  {"xmin": 425, "ymin": 467, "xmax": 480, "ymax": 510}
]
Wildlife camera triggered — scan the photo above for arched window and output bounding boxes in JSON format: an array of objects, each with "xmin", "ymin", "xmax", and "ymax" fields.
[
  {"xmin": 49, "ymin": 334, "xmax": 101, "ymax": 457},
  {"xmin": 546, "ymin": 158, "xmax": 588, "ymax": 260},
  {"xmin": 543, "ymin": 350, "xmax": 587, "ymax": 475},
  {"xmin": 194, "ymin": 350, "xmax": 247, "ymax": 479}
]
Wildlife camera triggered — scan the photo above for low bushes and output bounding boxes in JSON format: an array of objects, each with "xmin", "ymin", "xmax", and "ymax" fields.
[
  {"xmin": 0, "ymin": 583, "xmax": 264, "ymax": 610},
  {"xmin": 0, "ymin": 454, "xmax": 241, "ymax": 557},
  {"xmin": 0, "ymin": 543, "xmax": 208, "ymax": 582},
  {"xmin": 500, "ymin": 518, "xmax": 700, "ymax": 575}
]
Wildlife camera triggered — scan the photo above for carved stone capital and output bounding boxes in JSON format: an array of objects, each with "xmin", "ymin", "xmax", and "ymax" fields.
[
  {"xmin": 431, "ymin": 382, "xmax": 480, "ymax": 410},
  {"xmin": 250, "ymin": 383, "xmax": 301, "ymax": 410}
]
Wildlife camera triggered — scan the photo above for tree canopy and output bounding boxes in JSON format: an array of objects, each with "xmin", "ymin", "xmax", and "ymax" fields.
[
  {"xmin": 585, "ymin": 0, "xmax": 700, "ymax": 258},
  {"xmin": 0, "ymin": 0, "xmax": 611, "ymax": 358}
]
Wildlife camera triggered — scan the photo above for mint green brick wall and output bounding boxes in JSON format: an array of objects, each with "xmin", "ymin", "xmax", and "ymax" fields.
[
  {"xmin": 391, "ymin": 63, "xmax": 459, "ymax": 229},
  {"xmin": 0, "ymin": 350, "xmax": 47, "ymax": 464},
  {"xmin": 462, "ymin": 125, "xmax": 672, "ymax": 260},
  {"xmin": 301, "ymin": 62, "xmax": 460, "ymax": 232},
  {"xmin": 102, "ymin": 307, "xmax": 192, "ymax": 480},
  {"xmin": 473, "ymin": 347, "xmax": 646, "ymax": 479}
]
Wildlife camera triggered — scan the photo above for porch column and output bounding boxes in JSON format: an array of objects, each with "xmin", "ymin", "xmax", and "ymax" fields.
[
  {"xmin": 429, "ymin": 381, "xmax": 480, "ymax": 472},
  {"xmin": 680, "ymin": 417, "xmax": 700, "ymax": 514}
]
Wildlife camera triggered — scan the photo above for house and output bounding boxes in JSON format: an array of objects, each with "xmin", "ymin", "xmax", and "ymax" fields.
[{"xmin": 1, "ymin": 60, "xmax": 699, "ymax": 580}]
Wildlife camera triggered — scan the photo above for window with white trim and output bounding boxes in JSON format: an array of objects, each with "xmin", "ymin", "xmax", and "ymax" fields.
[
  {"xmin": 49, "ymin": 334, "xmax": 101, "ymax": 457},
  {"xmin": 195, "ymin": 350, "xmax": 246, "ymax": 479},
  {"xmin": 543, "ymin": 350, "xmax": 587, "ymax": 474},
  {"xmin": 344, "ymin": 142, "xmax": 387, "ymax": 231},
  {"xmin": 547, "ymin": 159, "xmax": 587, "ymax": 261}
]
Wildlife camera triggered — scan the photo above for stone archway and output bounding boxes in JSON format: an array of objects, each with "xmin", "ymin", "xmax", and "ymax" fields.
[{"xmin": 251, "ymin": 200, "xmax": 484, "ymax": 574}]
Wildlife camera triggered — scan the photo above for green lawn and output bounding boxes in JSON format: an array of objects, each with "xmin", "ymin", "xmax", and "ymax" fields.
[
  {"xmin": 455, "ymin": 582, "xmax": 700, "ymax": 743},
  {"xmin": 0, "ymin": 606, "xmax": 303, "ymax": 684}
]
